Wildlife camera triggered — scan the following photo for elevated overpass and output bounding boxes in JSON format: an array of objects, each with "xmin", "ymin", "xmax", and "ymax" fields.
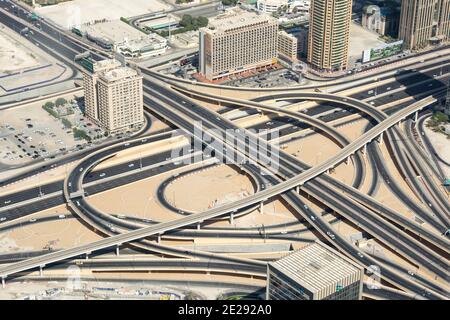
[{"xmin": 0, "ymin": 95, "xmax": 437, "ymax": 286}]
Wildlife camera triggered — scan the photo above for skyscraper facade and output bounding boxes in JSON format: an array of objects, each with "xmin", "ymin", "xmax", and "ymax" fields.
[
  {"xmin": 307, "ymin": 0, "xmax": 353, "ymax": 72},
  {"xmin": 399, "ymin": 0, "xmax": 450, "ymax": 50}
]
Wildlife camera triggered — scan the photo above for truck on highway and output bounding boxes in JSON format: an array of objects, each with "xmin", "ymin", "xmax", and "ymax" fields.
[{"xmin": 20, "ymin": 27, "xmax": 29, "ymax": 35}]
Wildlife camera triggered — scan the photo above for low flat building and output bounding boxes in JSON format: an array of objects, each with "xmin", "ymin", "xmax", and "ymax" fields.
[
  {"xmin": 266, "ymin": 241, "xmax": 364, "ymax": 300},
  {"xmin": 81, "ymin": 59, "xmax": 143, "ymax": 134},
  {"xmin": 79, "ymin": 20, "xmax": 167, "ymax": 58},
  {"xmin": 257, "ymin": 0, "xmax": 290, "ymax": 14},
  {"xmin": 277, "ymin": 30, "xmax": 298, "ymax": 63},
  {"xmin": 199, "ymin": 7, "xmax": 278, "ymax": 81},
  {"xmin": 117, "ymin": 34, "xmax": 167, "ymax": 58}
]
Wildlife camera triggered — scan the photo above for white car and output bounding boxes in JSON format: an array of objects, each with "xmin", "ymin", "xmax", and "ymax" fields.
[
  {"xmin": 128, "ymin": 163, "xmax": 135, "ymax": 168},
  {"xmin": 408, "ymin": 270, "xmax": 415, "ymax": 276},
  {"xmin": 310, "ymin": 215, "xmax": 315, "ymax": 221},
  {"xmin": 99, "ymin": 173, "xmax": 106, "ymax": 177},
  {"xmin": 357, "ymin": 252, "xmax": 364, "ymax": 258},
  {"xmin": 29, "ymin": 218, "xmax": 37, "ymax": 223},
  {"xmin": 58, "ymin": 215, "xmax": 65, "ymax": 219},
  {"xmin": 0, "ymin": 217, "xmax": 7, "ymax": 222}
]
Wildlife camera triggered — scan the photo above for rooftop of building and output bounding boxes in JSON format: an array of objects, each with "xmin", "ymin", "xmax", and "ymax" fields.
[
  {"xmin": 203, "ymin": 7, "xmax": 277, "ymax": 34},
  {"xmin": 99, "ymin": 66, "xmax": 140, "ymax": 82},
  {"xmin": 269, "ymin": 241, "xmax": 363, "ymax": 294},
  {"xmin": 278, "ymin": 30, "xmax": 297, "ymax": 40},
  {"xmin": 93, "ymin": 59, "xmax": 122, "ymax": 71}
]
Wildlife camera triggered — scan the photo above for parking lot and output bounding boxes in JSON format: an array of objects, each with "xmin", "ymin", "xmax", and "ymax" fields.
[
  {"xmin": 225, "ymin": 69, "xmax": 304, "ymax": 88},
  {"xmin": 0, "ymin": 94, "xmax": 108, "ymax": 167},
  {"xmin": 159, "ymin": 56, "xmax": 305, "ymax": 88}
]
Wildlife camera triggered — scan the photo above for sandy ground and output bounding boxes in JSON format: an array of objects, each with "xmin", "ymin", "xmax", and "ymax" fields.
[
  {"xmin": 36, "ymin": 0, "xmax": 172, "ymax": 29},
  {"xmin": 423, "ymin": 120, "xmax": 450, "ymax": 178},
  {"xmin": 0, "ymin": 22, "xmax": 76, "ymax": 103},
  {"xmin": 0, "ymin": 64, "xmax": 66, "ymax": 91},
  {"xmin": 87, "ymin": 160, "xmax": 301, "ymax": 229},
  {"xmin": 0, "ymin": 274, "xmax": 265, "ymax": 300},
  {"xmin": 0, "ymin": 28, "xmax": 40, "ymax": 73},
  {"xmin": 349, "ymin": 23, "xmax": 386, "ymax": 64},
  {"xmin": 164, "ymin": 164, "xmax": 254, "ymax": 212},
  {"xmin": 0, "ymin": 205, "xmax": 101, "ymax": 253}
]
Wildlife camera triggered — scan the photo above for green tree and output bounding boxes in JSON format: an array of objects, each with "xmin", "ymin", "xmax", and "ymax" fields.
[
  {"xmin": 197, "ymin": 16, "xmax": 209, "ymax": 28},
  {"xmin": 222, "ymin": 0, "xmax": 238, "ymax": 6},
  {"xmin": 180, "ymin": 14, "xmax": 193, "ymax": 28},
  {"xmin": 73, "ymin": 128, "xmax": 91, "ymax": 142},
  {"xmin": 61, "ymin": 118, "xmax": 72, "ymax": 129},
  {"xmin": 44, "ymin": 101, "xmax": 54, "ymax": 109},
  {"xmin": 433, "ymin": 111, "xmax": 449, "ymax": 123},
  {"xmin": 55, "ymin": 97, "xmax": 67, "ymax": 107}
]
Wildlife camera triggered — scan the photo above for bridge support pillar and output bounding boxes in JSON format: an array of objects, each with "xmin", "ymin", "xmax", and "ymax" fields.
[
  {"xmin": 197, "ymin": 222, "xmax": 201, "ymax": 230},
  {"xmin": 362, "ymin": 144, "xmax": 367, "ymax": 155},
  {"xmin": 378, "ymin": 133, "xmax": 384, "ymax": 145},
  {"xmin": 230, "ymin": 213, "xmax": 234, "ymax": 224},
  {"xmin": 296, "ymin": 186, "xmax": 300, "ymax": 193},
  {"xmin": 414, "ymin": 111, "xmax": 418, "ymax": 123},
  {"xmin": 345, "ymin": 156, "xmax": 350, "ymax": 165},
  {"xmin": 39, "ymin": 266, "xmax": 43, "ymax": 277},
  {"xmin": 157, "ymin": 234, "xmax": 161, "ymax": 243},
  {"xmin": 259, "ymin": 201, "xmax": 264, "ymax": 214},
  {"xmin": 116, "ymin": 245, "xmax": 120, "ymax": 257},
  {"xmin": 1, "ymin": 277, "xmax": 5, "ymax": 289},
  {"xmin": 85, "ymin": 254, "xmax": 89, "ymax": 260}
]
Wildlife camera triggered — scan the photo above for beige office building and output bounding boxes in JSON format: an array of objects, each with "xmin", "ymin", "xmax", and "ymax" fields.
[
  {"xmin": 267, "ymin": 241, "xmax": 364, "ymax": 300},
  {"xmin": 278, "ymin": 30, "xmax": 298, "ymax": 63},
  {"xmin": 82, "ymin": 59, "xmax": 144, "ymax": 133},
  {"xmin": 307, "ymin": 0, "xmax": 353, "ymax": 72},
  {"xmin": 399, "ymin": 0, "xmax": 450, "ymax": 50},
  {"xmin": 199, "ymin": 8, "xmax": 278, "ymax": 81}
]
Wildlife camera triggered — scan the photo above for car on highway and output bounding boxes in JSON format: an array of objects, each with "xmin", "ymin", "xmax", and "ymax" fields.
[
  {"xmin": 326, "ymin": 231, "xmax": 335, "ymax": 240},
  {"xmin": 58, "ymin": 215, "xmax": 65, "ymax": 219},
  {"xmin": 408, "ymin": 270, "xmax": 415, "ymax": 276},
  {"xmin": 99, "ymin": 173, "xmax": 106, "ymax": 177},
  {"xmin": 310, "ymin": 215, "xmax": 315, "ymax": 221},
  {"xmin": 357, "ymin": 252, "xmax": 364, "ymax": 258},
  {"xmin": 29, "ymin": 218, "xmax": 36, "ymax": 223},
  {"xmin": 0, "ymin": 217, "xmax": 7, "ymax": 222},
  {"xmin": 128, "ymin": 163, "xmax": 134, "ymax": 168}
]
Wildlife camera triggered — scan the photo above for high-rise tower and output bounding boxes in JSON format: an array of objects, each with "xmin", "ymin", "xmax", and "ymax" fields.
[{"xmin": 307, "ymin": 0, "xmax": 353, "ymax": 72}]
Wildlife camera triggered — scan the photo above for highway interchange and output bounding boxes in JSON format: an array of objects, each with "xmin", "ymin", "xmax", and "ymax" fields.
[{"xmin": 0, "ymin": 0, "xmax": 449, "ymax": 300}]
